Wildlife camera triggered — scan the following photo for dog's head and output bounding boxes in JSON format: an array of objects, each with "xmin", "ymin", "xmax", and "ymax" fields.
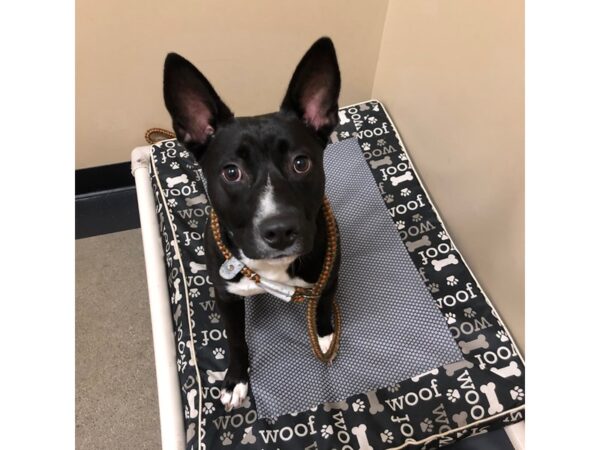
[{"xmin": 163, "ymin": 37, "xmax": 340, "ymax": 260}]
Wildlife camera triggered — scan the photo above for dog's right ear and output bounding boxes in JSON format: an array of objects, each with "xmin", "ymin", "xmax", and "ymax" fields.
[{"xmin": 163, "ymin": 53, "xmax": 233, "ymax": 156}]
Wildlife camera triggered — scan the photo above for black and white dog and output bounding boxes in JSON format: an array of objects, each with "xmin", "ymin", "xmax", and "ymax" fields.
[{"xmin": 163, "ymin": 37, "xmax": 341, "ymax": 410}]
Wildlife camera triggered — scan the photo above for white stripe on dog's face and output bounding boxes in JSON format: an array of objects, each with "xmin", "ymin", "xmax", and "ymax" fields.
[
  {"xmin": 252, "ymin": 175, "xmax": 281, "ymax": 254},
  {"xmin": 254, "ymin": 175, "xmax": 278, "ymax": 225}
]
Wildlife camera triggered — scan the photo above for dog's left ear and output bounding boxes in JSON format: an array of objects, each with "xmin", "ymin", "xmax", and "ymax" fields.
[{"xmin": 280, "ymin": 37, "xmax": 341, "ymax": 141}]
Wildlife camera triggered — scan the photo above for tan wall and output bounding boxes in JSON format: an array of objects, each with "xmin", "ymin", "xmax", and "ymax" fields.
[
  {"xmin": 372, "ymin": 0, "xmax": 524, "ymax": 348},
  {"xmin": 76, "ymin": 0, "xmax": 389, "ymax": 168}
]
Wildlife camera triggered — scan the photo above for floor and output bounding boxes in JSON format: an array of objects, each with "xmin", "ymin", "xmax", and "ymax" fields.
[
  {"xmin": 76, "ymin": 229, "xmax": 160, "ymax": 449},
  {"xmin": 75, "ymin": 189, "xmax": 515, "ymax": 449}
]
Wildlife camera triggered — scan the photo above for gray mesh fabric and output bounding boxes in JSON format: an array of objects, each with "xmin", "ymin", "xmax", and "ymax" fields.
[{"xmin": 245, "ymin": 138, "xmax": 463, "ymax": 418}]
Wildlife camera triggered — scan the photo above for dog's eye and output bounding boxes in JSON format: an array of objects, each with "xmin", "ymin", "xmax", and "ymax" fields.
[
  {"xmin": 293, "ymin": 155, "xmax": 311, "ymax": 174},
  {"xmin": 222, "ymin": 164, "xmax": 242, "ymax": 182}
]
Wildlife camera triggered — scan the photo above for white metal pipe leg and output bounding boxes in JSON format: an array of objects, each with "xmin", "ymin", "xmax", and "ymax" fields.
[
  {"xmin": 132, "ymin": 146, "xmax": 185, "ymax": 450},
  {"xmin": 505, "ymin": 421, "xmax": 525, "ymax": 450}
]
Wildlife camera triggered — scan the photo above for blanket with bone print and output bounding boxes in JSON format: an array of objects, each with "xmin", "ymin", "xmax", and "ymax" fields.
[{"xmin": 148, "ymin": 99, "xmax": 525, "ymax": 449}]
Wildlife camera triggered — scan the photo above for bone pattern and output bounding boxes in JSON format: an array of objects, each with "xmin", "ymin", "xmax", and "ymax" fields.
[
  {"xmin": 406, "ymin": 235, "xmax": 431, "ymax": 252},
  {"xmin": 187, "ymin": 389, "xmax": 198, "ymax": 419},
  {"xmin": 241, "ymin": 426, "xmax": 257, "ymax": 444},
  {"xmin": 173, "ymin": 304, "xmax": 182, "ymax": 323},
  {"xmin": 186, "ymin": 423, "xmax": 196, "ymax": 443},
  {"xmin": 369, "ymin": 156, "xmax": 392, "ymax": 168},
  {"xmin": 452, "ymin": 411, "xmax": 469, "ymax": 427},
  {"xmin": 351, "ymin": 424, "xmax": 374, "ymax": 450},
  {"xmin": 444, "ymin": 360, "xmax": 475, "ymax": 376},
  {"xmin": 431, "ymin": 254, "xmax": 459, "ymax": 271},
  {"xmin": 173, "ymin": 278, "xmax": 182, "ymax": 302},
  {"xmin": 185, "ymin": 194, "xmax": 208, "ymax": 206},
  {"xmin": 458, "ymin": 334, "xmax": 490, "ymax": 354},
  {"xmin": 490, "ymin": 361, "xmax": 522, "ymax": 378},
  {"xmin": 338, "ymin": 110, "xmax": 350, "ymax": 125},
  {"xmin": 365, "ymin": 390, "xmax": 384, "ymax": 414},
  {"xmin": 166, "ymin": 174, "xmax": 189, "ymax": 188},
  {"xmin": 322, "ymin": 400, "xmax": 348, "ymax": 412},
  {"xmin": 411, "ymin": 368, "xmax": 439, "ymax": 382},
  {"xmin": 148, "ymin": 100, "xmax": 525, "ymax": 450},
  {"xmin": 190, "ymin": 261, "xmax": 207, "ymax": 274},
  {"xmin": 390, "ymin": 171, "xmax": 414, "ymax": 186},
  {"xmin": 207, "ymin": 369, "xmax": 227, "ymax": 384},
  {"xmin": 480, "ymin": 382, "xmax": 504, "ymax": 415}
]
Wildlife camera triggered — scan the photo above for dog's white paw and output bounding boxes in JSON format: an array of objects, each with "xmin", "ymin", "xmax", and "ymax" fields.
[
  {"xmin": 318, "ymin": 334, "xmax": 334, "ymax": 354},
  {"xmin": 221, "ymin": 382, "xmax": 248, "ymax": 411}
]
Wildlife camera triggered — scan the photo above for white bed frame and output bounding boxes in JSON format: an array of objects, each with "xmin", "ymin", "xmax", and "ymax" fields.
[{"xmin": 131, "ymin": 145, "xmax": 524, "ymax": 450}]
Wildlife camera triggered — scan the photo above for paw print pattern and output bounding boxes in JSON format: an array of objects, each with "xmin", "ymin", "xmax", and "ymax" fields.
[
  {"xmin": 170, "ymin": 162, "xmax": 180, "ymax": 170},
  {"xmin": 213, "ymin": 348, "xmax": 225, "ymax": 360},
  {"xmin": 188, "ymin": 219, "xmax": 198, "ymax": 229},
  {"xmin": 446, "ymin": 275, "xmax": 459, "ymax": 286},
  {"xmin": 510, "ymin": 386, "xmax": 524, "ymax": 401},
  {"xmin": 428, "ymin": 283, "xmax": 440, "ymax": 293},
  {"xmin": 438, "ymin": 231, "xmax": 449, "ymax": 240},
  {"xmin": 167, "ymin": 198, "xmax": 177, "ymax": 207},
  {"xmin": 189, "ymin": 288, "xmax": 200, "ymax": 298},
  {"xmin": 396, "ymin": 220, "xmax": 405, "ymax": 230},
  {"xmin": 384, "ymin": 194, "xmax": 395, "ymax": 204},
  {"xmin": 180, "ymin": 150, "xmax": 190, "ymax": 158},
  {"xmin": 400, "ymin": 187, "xmax": 411, "ymax": 197},
  {"xmin": 463, "ymin": 308, "xmax": 477, "ymax": 318},
  {"xmin": 202, "ymin": 402, "xmax": 215, "ymax": 415},
  {"xmin": 220, "ymin": 431, "xmax": 233, "ymax": 446},
  {"xmin": 380, "ymin": 429, "xmax": 394, "ymax": 443},
  {"xmin": 446, "ymin": 389, "xmax": 460, "ymax": 403},
  {"xmin": 195, "ymin": 246, "xmax": 205, "ymax": 256},
  {"xmin": 361, "ymin": 142, "xmax": 371, "ymax": 150},
  {"xmin": 321, "ymin": 425, "xmax": 333, "ymax": 438},
  {"xmin": 496, "ymin": 330, "xmax": 510, "ymax": 342},
  {"xmin": 352, "ymin": 399, "xmax": 366, "ymax": 412},
  {"xmin": 399, "ymin": 152, "xmax": 408, "ymax": 161},
  {"xmin": 340, "ymin": 131, "xmax": 350, "ymax": 138},
  {"xmin": 367, "ymin": 116, "xmax": 377, "ymax": 124},
  {"xmin": 209, "ymin": 313, "xmax": 221, "ymax": 324},
  {"xmin": 387, "ymin": 383, "xmax": 402, "ymax": 392},
  {"xmin": 377, "ymin": 138, "xmax": 387, "ymax": 146},
  {"xmin": 420, "ymin": 418, "xmax": 434, "ymax": 433},
  {"xmin": 444, "ymin": 312, "xmax": 457, "ymax": 325},
  {"xmin": 412, "ymin": 213, "xmax": 423, "ymax": 222}
]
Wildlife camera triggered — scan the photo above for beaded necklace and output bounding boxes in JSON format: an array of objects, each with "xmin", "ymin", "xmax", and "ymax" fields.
[{"xmin": 210, "ymin": 198, "xmax": 341, "ymax": 363}]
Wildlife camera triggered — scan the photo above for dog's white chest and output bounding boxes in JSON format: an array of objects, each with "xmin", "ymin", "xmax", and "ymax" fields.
[{"xmin": 225, "ymin": 256, "xmax": 312, "ymax": 297}]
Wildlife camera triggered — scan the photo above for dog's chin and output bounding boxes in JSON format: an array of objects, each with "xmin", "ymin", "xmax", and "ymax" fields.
[
  {"xmin": 238, "ymin": 241, "xmax": 310, "ymax": 262},
  {"xmin": 241, "ymin": 248, "xmax": 302, "ymax": 263}
]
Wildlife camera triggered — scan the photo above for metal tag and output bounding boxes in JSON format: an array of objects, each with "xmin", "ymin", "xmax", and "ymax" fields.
[
  {"xmin": 257, "ymin": 279, "xmax": 295, "ymax": 302},
  {"xmin": 219, "ymin": 256, "xmax": 244, "ymax": 280}
]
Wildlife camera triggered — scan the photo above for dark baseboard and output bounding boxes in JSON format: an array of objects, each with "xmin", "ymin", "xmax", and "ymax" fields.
[
  {"xmin": 444, "ymin": 428, "xmax": 514, "ymax": 450},
  {"xmin": 76, "ymin": 161, "xmax": 140, "ymax": 239},
  {"xmin": 76, "ymin": 161, "xmax": 135, "ymax": 196}
]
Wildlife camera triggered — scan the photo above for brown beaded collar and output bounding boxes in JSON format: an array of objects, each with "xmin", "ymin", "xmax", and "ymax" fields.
[{"xmin": 209, "ymin": 197, "xmax": 341, "ymax": 364}]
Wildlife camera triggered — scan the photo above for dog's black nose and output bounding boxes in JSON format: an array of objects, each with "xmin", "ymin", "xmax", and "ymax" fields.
[{"xmin": 260, "ymin": 217, "xmax": 299, "ymax": 250}]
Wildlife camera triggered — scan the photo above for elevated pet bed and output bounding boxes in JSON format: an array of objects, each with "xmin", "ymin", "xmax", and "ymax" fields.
[{"xmin": 132, "ymin": 100, "xmax": 525, "ymax": 449}]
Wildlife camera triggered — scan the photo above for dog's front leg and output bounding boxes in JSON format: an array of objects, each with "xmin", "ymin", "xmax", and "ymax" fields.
[
  {"xmin": 315, "ymin": 246, "xmax": 341, "ymax": 354},
  {"xmin": 215, "ymin": 293, "xmax": 249, "ymax": 411},
  {"xmin": 316, "ymin": 281, "xmax": 336, "ymax": 354}
]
